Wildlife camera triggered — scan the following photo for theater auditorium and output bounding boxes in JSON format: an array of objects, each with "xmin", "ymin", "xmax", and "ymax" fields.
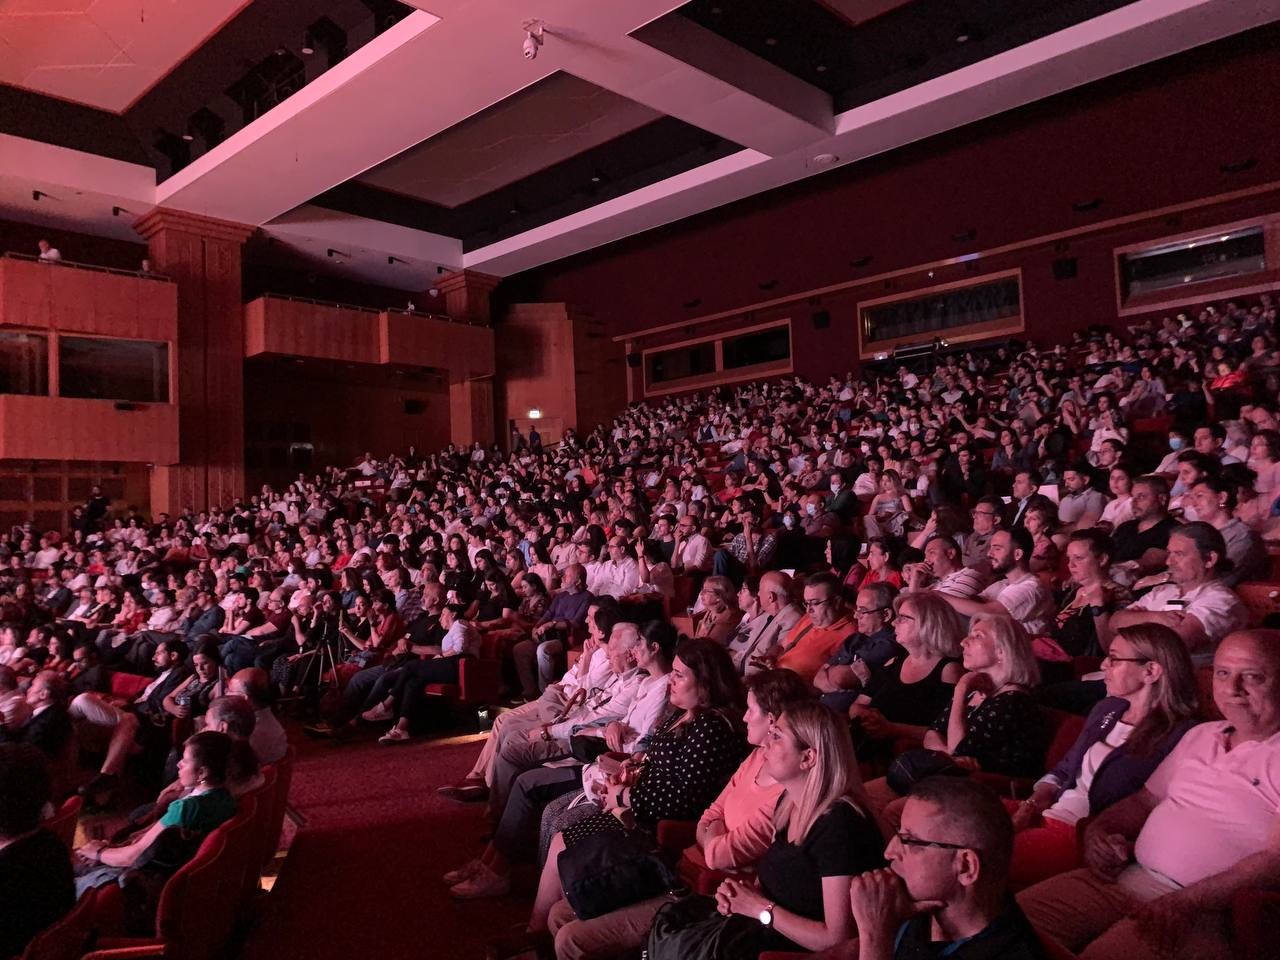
[{"xmin": 1, "ymin": 2, "xmax": 1279, "ymax": 960}]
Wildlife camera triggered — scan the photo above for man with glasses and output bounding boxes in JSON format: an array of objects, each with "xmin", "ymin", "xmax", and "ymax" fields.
[
  {"xmin": 849, "ymin": 777, "xmax": 1048, "ymax": 959},
  {"xmin": 1018, "ymin": 630, "xmax": 1280, "ymax": 960},
  {"xmin": 815, "ymin": 582, "xmax": 901, "ymax": 714},
  {"xmin": 755, "ymin": 573, "xmax": 856, "ymax": 684},
  {"xmin": 963, "ymin": 497, "xmax": 1003, "ymax": 576},
  {"xmin": 584, "ymin": 536, "xmax": 642, "ymax": 600}
]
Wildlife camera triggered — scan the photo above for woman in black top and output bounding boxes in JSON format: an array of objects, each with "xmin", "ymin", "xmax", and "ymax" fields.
[
  {"xmin": 527, "ymin": 638, "xmax": 745, "ymax": 936},
  {"xmin": 850, "ymin": 592, "xmax": 964, "ymax": 767},
  {"xmin": 648, "ymin": 701, "xmax": 885, "ymax": 959}
]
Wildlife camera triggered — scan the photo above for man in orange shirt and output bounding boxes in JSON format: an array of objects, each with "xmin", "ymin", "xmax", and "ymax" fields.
[{"xmin": 758, "ymin": 572, "xmax": 856, "ymax": 683}]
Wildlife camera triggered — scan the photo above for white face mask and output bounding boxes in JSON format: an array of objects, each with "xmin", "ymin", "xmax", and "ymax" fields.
[
  {"xmin": 782, "ymin": 515, "xmax": 796, "ymax": 529},
  {"xmin": 805, "ymin": 504, "xmax": 817, "ymax": 517}
]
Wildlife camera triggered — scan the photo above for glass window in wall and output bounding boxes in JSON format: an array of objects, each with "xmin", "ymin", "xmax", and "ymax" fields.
[
  {"xmin": 862, "ymin": 277, "xmax": 1021, "ymax": 345},
  {"xmin": 646, "ymin": 342, "xmax": 716, "ymax": 385},
  {"xmin": 0, "ymin": 332, "xmax": 48, "ymax": 396},
  {"xmin": 1119, "ymin": 226, "xmax": 1265, "ymax": 299},
  {"xmin": 722, "ymin": 326, "xmax": 791, "ymax": 370},
  {"xmin": 59, "ymin": 337, "xmax": 169, "ymax": 403}
]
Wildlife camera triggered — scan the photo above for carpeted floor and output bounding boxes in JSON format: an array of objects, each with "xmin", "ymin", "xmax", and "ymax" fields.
[{"xmin": 239, "ymin": 730, "xmax": 535, "ymax": 960}]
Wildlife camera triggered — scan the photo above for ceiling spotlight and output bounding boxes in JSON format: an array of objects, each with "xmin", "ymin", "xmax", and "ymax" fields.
[
  {"xmin": 427, "ymin": 288, "xmax": 440, "ymax": 298},
  {"xmin": 764, "ymin": 37, "xmax": 777, "ymax": 46},
  {"xmin": 522, "ymin": 19, "xmax": 545, "ymax": 60},
  {"xmin": 301, "ymin": 31, "xmax": 315, "ymax": 56},
  {"xmin": 815, "ymin": 64, "xmax": 827, "ymax": 73},
  {"xmin": 326, "ymin": 247, "xmax": 350, "ymax": 260},
  {"xmin": 181, "ymin": 129, "xmax": 194, "ymax": 142},
  {"xmin": 811, "ymin": 153, "xmax": 840, "ymax": 167},
  {"xmin": 111, "ymin": 205, "xmax": 130, "ymax": 217},
  {"xmin": 32, "ymin": 189, "xmax": 46, "ymax": 201}
]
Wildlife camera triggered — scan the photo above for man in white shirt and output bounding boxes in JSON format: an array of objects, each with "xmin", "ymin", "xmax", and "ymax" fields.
[
  {"xmin": 1099, "ymin": 522, "xmax": 1247, "ymax": 663},
  {"xmin": 905, "ymin": 536, "xmax": 987, "ymax": 599},
  {"xmin": 938, "ymin": 529, "xmax": 1056, "ymax": 636},
  {"xmin": 725, "ymin": 571, "xmax": 804, "ymax": 675},
  {"xmin": 586, "ymin": 536, "xmax": 642, "ymax": 599},
  {"xmin": 1019, "ymin": 630, "xmax": 1280, "ymax": 960},
  {"xmin": 36, "ymin": 239, "xmax": 62, "ymax": 262}
]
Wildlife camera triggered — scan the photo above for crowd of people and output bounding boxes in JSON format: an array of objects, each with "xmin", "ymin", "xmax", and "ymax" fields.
[{"xmin": 1, "ymin": 292, "xmax": 1279, "ymax": 959}]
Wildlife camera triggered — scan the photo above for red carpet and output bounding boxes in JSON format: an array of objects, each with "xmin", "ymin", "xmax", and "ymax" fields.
[{"xmin": 240, "ymin": 731, "xmax": 534, "ymax": 960}]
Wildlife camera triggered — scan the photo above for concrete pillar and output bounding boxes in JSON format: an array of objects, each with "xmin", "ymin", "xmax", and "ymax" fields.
[{"xmin": 134, "ymin": 208, "xmax": 253, "ymax": 515}]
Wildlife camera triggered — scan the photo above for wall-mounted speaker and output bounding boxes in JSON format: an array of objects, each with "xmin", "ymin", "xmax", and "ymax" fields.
[
  {"xmin": 1051, "ymin": 257, "xmax": 1078, "ymax": 281},
  {"xmin": 626, "ymin": 353, "xmax": 641, "ymax": 369},
  {"xmin": 811, "ymin": 310, "xmax": 831, "ymax": 329}
]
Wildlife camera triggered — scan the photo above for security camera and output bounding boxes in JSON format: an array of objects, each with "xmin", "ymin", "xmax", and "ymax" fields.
[{"xmin": 522, "ymin": 19, "xmax": 544, "ymax": 60}]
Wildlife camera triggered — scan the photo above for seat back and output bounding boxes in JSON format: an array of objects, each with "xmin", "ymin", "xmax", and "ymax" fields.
[
  {"xmin": 237, "ymin": 769, "xmax": 277, "ymax": 905},
  {"xmin": 209, "ymin": 799, "xmax": 259, "ymax": 940},
  {"xmin": 152, "ymin": 828, "xmax": 229, "ymax": 960},
  {"xmin": 1042, "ymin": 709, "xmax": 1086, "ymax": 772},
  {"xmin": 265, "ymin": 746, "xmax": 295, "ymax": 870},
  {"xmin": 1236, "ymin": 582, "xmax": 1280, "ymax": 627},
  {"xmin": 45, "ymin": 795, "xmax": 82, "ymax": 850},
  {"xmin": 20, "ymin": 889, "xmax": 97, "ymax": 960}
]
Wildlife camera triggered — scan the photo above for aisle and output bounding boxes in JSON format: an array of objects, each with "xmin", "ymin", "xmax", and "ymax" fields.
[{"xmin": 240, "ymin": 732, "xmax": 532, "ymax": 960}]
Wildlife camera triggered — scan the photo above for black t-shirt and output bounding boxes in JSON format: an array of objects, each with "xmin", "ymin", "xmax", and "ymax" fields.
[
  {"xmin": 1111, "ymin": 516, "xmax": 1179, "ymax": 564},
  {"xmin": 892, "ymin": 899, "xmax": 1047, "ymax": 959},
  {"xmin": 758, "ymin": 800, "xmax": 885, "ymax": 930},
  {"xmin": 0, "ymin": 829, "xmax": 75, "ymax": 958}
]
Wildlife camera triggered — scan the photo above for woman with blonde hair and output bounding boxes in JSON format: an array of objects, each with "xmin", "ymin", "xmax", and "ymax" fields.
[
  {"xmin": 863, "ymin": 612, "xmax": 1046, "ymax": 833},
  {"xmin": 647, "ymin": 701, "xmax": 885, "ymax": 959},
  {"xmin": 1008, "ymin": 622, "xmax": 1196, "ymax": 889},
  {"xmin": 849, "ymin": 591, "xmax": 964, "ymax": 763},
  {"xmin": 864, "ymin": 469, "xmax": 916, "ymax": 539},
  {"xmin": 693, "ymin": 575, "xmax": 742, "ymax": 645}
]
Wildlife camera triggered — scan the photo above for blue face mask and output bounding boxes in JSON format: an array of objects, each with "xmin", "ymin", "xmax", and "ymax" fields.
[
  {"xmin": 1169, "ymin": 437, "xmax": 1184, "ymax": 451},
  {"xmin": 805, "ymin": 504, "xmax": 817, "ymax": 517}
]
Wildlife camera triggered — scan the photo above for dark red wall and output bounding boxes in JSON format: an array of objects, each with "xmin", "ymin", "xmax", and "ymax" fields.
[{"xmin": 508, "ymin": 26, "xmax": 1280, "ymax": 377}]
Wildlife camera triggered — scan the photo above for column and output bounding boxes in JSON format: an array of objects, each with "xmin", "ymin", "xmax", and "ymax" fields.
[
  {"xmin": 134, "ymin": 209, "xmax": 253, "ymax": 515},
  {"xmin": 434, "ymin": 269, "xmax": 501, "ymax": 326},
  {"xmin": 450, "ymin": 375, "xmax": 495, "ymax": 449}
]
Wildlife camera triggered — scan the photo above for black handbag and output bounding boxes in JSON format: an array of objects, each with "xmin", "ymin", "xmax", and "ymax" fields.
[
  {"xmin": 558, "ymin": 828, "xmax": 678, "ymax": 920},
  {"xmin": 568, "ymin": 734, "xmax": 611, "ymax": 763},
  {"xmin": 885, "ymin": 748, "xmax": 967, "ymax": 796},
  {"xmin": 645, "ymin": 894, "xmax": 769, "ymax": 960}
]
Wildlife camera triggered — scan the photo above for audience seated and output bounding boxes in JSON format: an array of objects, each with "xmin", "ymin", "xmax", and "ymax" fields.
[
  {"xmin": 1018, "ymin": 629, "xmax": 1280, "ymax": 960},
  {"xmin": 2, "ymin": 288, "xmax": 1277, "ymax": 958}
]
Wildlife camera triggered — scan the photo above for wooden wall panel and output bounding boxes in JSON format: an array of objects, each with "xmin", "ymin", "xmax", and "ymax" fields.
[
  {"xmin": 0, "ymin": 396, "xmax": 178, "ymax": 463},
  {"xmin": 243, "ymin": 296, "xmax": 382, "ymax": 364},
  {"xmin": 380, "ymin": 313, "xmax": 495, "ymax": 378},
  {"xmin": 497, "ymin": 303, "xmax": 576, "ymax": 442},
  {"xmin": 0, "ymin": 257, "xmax": 177, "ymax": 341}
]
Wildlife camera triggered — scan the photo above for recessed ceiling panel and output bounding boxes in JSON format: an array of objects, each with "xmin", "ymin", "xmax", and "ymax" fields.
[
  {"xmin": 674, "ymin": 0, "xmax": 1140, "ymax": 108},
  {"xmin": 0, "ymin": 0, "xmax": 252, "ymax": 114},
  {"xmin": 354, "ymin": 74, "xmax": 664, "ymax": 209}
]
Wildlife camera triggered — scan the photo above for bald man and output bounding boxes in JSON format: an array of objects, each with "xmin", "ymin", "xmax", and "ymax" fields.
[
  {"xmin": 725, "ymin": 571, "xmax": 802, "ymax": 676},
  {"xmin": 1019, "ymin": 630, "xmax": 1280, "ymax": 960},
  {"xmin": 226, "ymin": 668, "xmax": 287, "ymax": 764}
]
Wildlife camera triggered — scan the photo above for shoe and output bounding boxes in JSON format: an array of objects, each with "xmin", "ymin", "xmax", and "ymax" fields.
[
  {"xmin": 361, "ymin": 702, "xmax": 395, "ymax": 723},
  {"xmin": 303, "ymin": 721, "xmax": 334, "ymax": 739},
  {"xmin": 450, "ymin": 863, "xmax": 511, "ymax": 900},
  {"xmin": 379, "ymin": 727, "xmax": 411, "ymax": 745},
  {"xmin": 442, "ymin": 858, "xmax": 485, "ymax": 885},
  {"xmin": 456, "ymin": 784, "xmax": 490, "ymax": 802}
]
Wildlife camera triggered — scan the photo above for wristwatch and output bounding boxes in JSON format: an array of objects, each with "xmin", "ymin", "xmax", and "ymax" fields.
[{"xmin": 758, "ymin": 903, "xmax": 775, "ymax": 927}]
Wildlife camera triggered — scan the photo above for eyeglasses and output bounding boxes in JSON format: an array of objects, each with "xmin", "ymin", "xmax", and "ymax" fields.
[
  {"xmin": 893, "ymin": 831, "xmax": 974, "ymax": 853},
  {"xmin": 802, "ymin": 597, "xmax": 833, "ymax": 609},
  {"xmin": 854, "ymin": 606, "xmax": 888, "ymax": 616},
  {"xmin": 1102, "ymin": 654, "xmax": 1150, "ymax": 665}
]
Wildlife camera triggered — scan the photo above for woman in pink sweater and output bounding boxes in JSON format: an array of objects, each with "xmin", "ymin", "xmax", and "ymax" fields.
[{"xmin": 544, "ymin": 669, "xmax": 815, "ymax": 960}]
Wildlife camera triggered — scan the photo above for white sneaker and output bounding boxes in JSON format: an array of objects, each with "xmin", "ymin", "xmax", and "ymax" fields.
[{"xmin": 362, "ymin": 702, "xmax": 394, "ymax": 723}]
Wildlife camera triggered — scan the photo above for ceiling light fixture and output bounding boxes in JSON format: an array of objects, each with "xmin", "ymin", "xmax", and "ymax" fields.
[
  {"xmin": 301, "ymin": 31, "xmax": 315, "ymax": 56},
  {"xmin": 815, "ymin": 64, "xmax": 827, "ymax": 73},
  {"xmin": 811, "ymin": 153, "xmax": 840, "ymax": 167},
  {"xmin": 764, "ymin": 37, "xmax": 777, "ymax": 46},
  {"xmin": 32, "ymin": 190, "xmax": 46, "ymax": 201}
]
